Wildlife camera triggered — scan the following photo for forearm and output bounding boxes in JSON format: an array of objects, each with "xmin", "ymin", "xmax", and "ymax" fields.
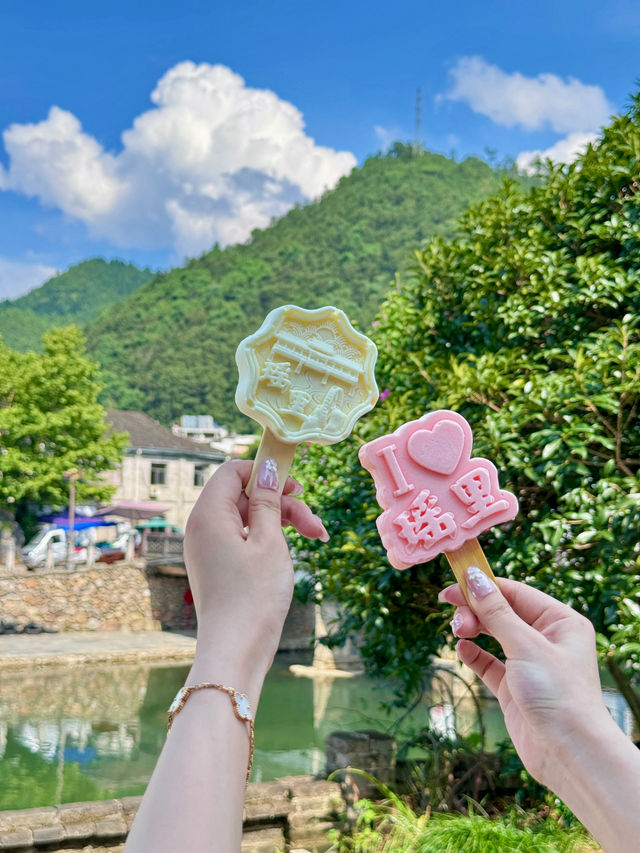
[
  {"xmin": 550, "ymin": 715, "xmax": 640, "ymax": 853},
  {"xmin": 125, "ymin": 648, "xmax": 266, "ymax": 853}
]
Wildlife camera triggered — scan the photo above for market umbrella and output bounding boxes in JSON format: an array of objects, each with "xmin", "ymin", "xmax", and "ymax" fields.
[{"xmin": 93, "ymin": 501, "xmax": 172, "ymax": 520}]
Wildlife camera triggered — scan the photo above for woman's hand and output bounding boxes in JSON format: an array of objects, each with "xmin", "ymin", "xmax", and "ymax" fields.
[
  {"xmin": 125, "ymin": 457, "xmax": 329, "ymax": 852},
  {"xmin": 185, "ymin": 458, "xmax": 328, "ymax": 689},
  {"xmin": 439, "ymin": 570, "xmax": 609, "ymax": 790}
]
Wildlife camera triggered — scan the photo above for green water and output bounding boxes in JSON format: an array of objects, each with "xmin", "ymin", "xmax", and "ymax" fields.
[{"xmin": 0, "ymin": 655, "xmax": 631, "ymax": 811}]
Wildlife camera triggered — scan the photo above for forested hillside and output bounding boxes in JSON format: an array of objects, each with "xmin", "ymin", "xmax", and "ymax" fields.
[
  {"xmin": 0, "ymin": 259, "xmax": 151, "ymax": 351},
  {"xmin": 88, "ymin": 145, "xmax": 516, "ymax": 429}
]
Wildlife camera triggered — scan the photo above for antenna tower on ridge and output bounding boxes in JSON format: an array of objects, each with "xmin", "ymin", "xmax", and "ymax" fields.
[{"xmin": 414, "ymin": 88, "xmax": 423, "ymax": 156}]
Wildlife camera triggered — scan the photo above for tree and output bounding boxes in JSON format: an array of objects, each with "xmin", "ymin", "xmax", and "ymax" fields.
[
  {"xmin": 291, "ymin": 94, "xmax": 640, "ymax": 722},
  {"xmin": 0, "ymin": 326, "xmax": 127, "ymax": 535}
]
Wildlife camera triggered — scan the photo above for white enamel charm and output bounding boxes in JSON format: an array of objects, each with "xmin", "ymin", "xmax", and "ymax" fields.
[
  {"xmin": 169, "ymin": 687, "xmax": 188, "ymax": 714},
  {"xmin": 233, "ymin": 691, "xmax": 252, "ymax": 721}
]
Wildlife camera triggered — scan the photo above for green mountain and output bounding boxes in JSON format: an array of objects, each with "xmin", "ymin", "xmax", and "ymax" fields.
[
  {"xmin": 0, "ymin": 258, "xmax": 151, "ymax": 351},
  {"xmin": 87, "ymin": 145, "xmax": 519, "ymax": 430}
]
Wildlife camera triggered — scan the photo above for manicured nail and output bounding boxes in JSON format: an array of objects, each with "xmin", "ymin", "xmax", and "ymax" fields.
[
  {"xmin": 438, "ymin": 587, "xmax": 454, "ymax": 603},
  {"xmin": 466, "ymin": 565, "xmax": 498, "ymax": 600},
  {"xmin": 257, "ymin": 457, "xmax": 279, "ymax": 491},
  {"xmin": 450, "ymin": 612, "xmax": 464, "ymax": 637},
  {"xmin": 289, "ymin": 478, "xmax": 304, "ymax": 495},
  {"xmin": 314, "ymin": 516, "xmax": 330, "ymax": 542}
]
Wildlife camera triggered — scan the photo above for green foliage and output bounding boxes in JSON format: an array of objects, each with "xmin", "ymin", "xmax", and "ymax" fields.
[
  {"xmin": 292, "ymin": 95, "xmax": 640, "ymax": 708},
  {"xmin": 329, "ymin": 783, "xmax": 597, "ymax": 852},
  {"xmin": 0, "ymin": 259, "xmax": 151, "ymax": 351},
  {"xmin": 0, "ymin": 326, "xmax": 126, "ymax": 528},
  {"xmin": 86, "ymin": 148, "xmax": 514, "ymax": 429}
]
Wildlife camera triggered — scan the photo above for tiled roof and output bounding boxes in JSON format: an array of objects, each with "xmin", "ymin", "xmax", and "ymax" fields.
[{"xmin": 107, "ymin": 410, "xmax": 226, "ymax": 459}]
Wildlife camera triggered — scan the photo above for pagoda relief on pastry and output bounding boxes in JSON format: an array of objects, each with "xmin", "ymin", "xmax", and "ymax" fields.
[
  {"xmin": 236, "ymin": 304, "xmax": 378, "ymax": 495},
  {"xmin": 236, "ymin": 305, "xmax": 378, "ymax": 445}
]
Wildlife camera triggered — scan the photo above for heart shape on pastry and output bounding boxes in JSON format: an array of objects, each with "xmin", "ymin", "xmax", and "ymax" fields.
[{"xmin": 407, "ymin": 420, "xmax": 465, "ymax": 475}]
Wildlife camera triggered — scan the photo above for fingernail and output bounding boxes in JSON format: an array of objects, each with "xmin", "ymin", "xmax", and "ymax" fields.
[
  {"xmin": 438, "ymin": 587, "xmax": 454, "ymax": 603},
  {"xmin": 314, "ymin": 516, "xmax": 330, "ymax": 542},
  {"xmin": 450, "ymin": 612, "xmax": 464, "ymax": 637},
  {"xmin": 257, "ymin": 457, "xmax": 279, "ymax": 491},
  {"xmin": 290, "ymin": 479, "xmax": 304, "ymax": 495},
  {"xmin": 466, "ymin": 565, "xmax": 498, "ymax": 600}
]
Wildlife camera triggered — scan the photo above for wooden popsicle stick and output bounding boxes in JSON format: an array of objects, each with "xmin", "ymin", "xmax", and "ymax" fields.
[
  {"xmin": 245, "ymin": 427, "xmax": 298, "ymax": 496},
  {"xmin": 445, "ymin": 538, "xmax": 497, "ymax": 605}
]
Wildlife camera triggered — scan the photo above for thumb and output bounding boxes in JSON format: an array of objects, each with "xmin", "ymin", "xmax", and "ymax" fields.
[
  {"xmin": 465, "ymin": 565, "xmax": 538, "ymax": 658},
  {"xmin": 247, "ymin": 456, "xmax": 285, "ymax": 543}
]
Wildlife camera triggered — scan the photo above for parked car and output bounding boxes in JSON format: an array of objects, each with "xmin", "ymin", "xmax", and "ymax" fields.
[{"xmin": 21, "ymin": 526, "xmax": 87, "ymax": 569}]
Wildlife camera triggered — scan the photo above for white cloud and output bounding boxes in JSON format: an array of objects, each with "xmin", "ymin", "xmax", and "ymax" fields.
[
  {"xmin": 0, "ymin": 62, "xmax": 357, "ymax": 258},
  {"xmin": 440, "ymin": 56, "xmax": 613, "ymax": 134},
  {"xmin": 0, "ymin": 257, "xmax": 58, "ymax": 301},
  {"xmin": 516, "ymin": 131, "xmax": 598, "ymax": 174}
]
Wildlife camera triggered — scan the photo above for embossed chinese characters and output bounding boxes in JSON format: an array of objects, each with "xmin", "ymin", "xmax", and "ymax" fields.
[
  {"xmin": 358, "ymin": 410, "xmax": 518, "ymax": 571},
  {"xmin": 236, "ymin": 305, "xmax": 378, "ymax": 494}
]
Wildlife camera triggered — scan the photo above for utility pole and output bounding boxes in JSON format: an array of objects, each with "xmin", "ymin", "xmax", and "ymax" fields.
[
  {"xmin": 64, "ymin": 469, "xmax": 79, "ymax": 570},
  {"xmin": 414, "ymin": 88, "xmax": 423, "ymax": 156}
]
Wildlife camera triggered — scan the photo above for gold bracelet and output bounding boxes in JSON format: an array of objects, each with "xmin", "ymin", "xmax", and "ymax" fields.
[{"xmin": 168, "ymin": 682, "xmax": 255, "ymax": 786}]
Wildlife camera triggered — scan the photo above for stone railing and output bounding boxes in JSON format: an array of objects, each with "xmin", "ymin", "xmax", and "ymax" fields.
[
  {"xmin": 0, "ymin": 776, "xmax": 343, "ymax": 852},
  {"xmin": 141, "ymin": 531, "xmax": 184, "ymax": 565}
]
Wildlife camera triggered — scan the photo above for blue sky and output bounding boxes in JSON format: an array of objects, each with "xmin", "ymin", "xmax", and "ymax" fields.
[{"xmin": 1, "ymin": 0, "xmax": 639, "ymax": 299}]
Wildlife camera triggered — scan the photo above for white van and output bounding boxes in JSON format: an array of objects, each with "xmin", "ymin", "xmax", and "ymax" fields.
[{"xmin": 21, "ymin": 526, "xmax": 87, "ymax": 569}]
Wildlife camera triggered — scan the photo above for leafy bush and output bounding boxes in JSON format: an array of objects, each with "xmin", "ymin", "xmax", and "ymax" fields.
[{"xmin": 291, "ymin": 93, "xmax": 640, "ymax": 718}]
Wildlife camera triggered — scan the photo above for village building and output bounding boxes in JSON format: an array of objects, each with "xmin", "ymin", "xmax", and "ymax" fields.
[
  {"xmin": 105, "ymin": 410, "xmax": 227, "ymax": 530},
  {"xmin": 172, "ymin": 414, "xmax": 258, "ymax": 458}
]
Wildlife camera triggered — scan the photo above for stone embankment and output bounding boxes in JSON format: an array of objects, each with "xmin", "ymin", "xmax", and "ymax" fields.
[
  {"xmin": 0, "ymin": 561, "xmax": 314, "ymax": 644},
  {"xmin": 0, "ymin": 777, "xmax": 342, "ymax": 852}
]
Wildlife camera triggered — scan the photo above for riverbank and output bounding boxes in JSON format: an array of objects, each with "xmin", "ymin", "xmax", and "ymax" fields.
[{"xmin": 0, "ymin": 629, "xmax": 197, "ymax": 670}]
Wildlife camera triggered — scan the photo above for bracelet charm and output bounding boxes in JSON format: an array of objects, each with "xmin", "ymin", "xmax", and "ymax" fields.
[{"xmin": 168, "ymin": 682, "xmax": 255, "ymax": 785}]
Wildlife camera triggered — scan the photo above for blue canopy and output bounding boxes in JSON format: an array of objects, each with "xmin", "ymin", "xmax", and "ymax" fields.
[{"xmin": 37, "ymin": 514, "xmax": 117, "ymax": 531}]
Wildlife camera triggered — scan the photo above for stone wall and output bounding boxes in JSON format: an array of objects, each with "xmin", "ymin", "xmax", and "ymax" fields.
[
  {"xmin": 0, "ymin": 563, "xmax": 317, "ymax": 651},
  {"xmin": 0, "ymin": 565, "xmax": 158, "ymax": 633},
  {"xmin": 0, "ymin": 777, "xmax": 343, "ymax": 852}
]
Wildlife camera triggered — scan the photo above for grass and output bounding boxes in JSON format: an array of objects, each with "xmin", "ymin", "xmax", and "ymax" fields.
[{"xmin": 328, "ymin": 775, "xmax": 601, "ymax": 853}]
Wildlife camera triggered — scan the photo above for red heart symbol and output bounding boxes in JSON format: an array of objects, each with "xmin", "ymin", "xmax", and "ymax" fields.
[{"xmin": 407, "ymin": 420, "xmax": 465, "ymax": 475}]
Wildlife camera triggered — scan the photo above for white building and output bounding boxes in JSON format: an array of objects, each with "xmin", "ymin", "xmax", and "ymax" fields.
[
  {"xmin": 105, "ymin": 410, "xmax": 227, "ymax": 530},
  {"xmin": 172, "ymin": 414, "xmax": 259, "ymax": 459}
]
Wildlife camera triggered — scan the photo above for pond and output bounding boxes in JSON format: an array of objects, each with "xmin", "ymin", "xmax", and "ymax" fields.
[{"xmin": 0, "ymin": 654, "xmax": 633, "ymax": 811}]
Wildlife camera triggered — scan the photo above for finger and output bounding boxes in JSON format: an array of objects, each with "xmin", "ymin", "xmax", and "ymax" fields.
[
  {"xmin": 463, "ymin": 566, "xmax": 541, "ymax": 658},
  {"xmin": 187, "ymin": 460, "xmax": 247, "ymax": 539},
  {"xmin": 227, "ymin": 460, "xmax": 303, "ymax": 496},
  {"xmin": 234, "ymin": 490, "xmax": 325, "ymax": 539},
  {"xmin": 449, "ymin": 605, "xmax": 481, "ymax": 638},
  {"xmin": 281, "ymin": 497, "xmax": 329, "ymax": 541},
  {"xmin": 440, "ymin": 578, "xmax": 575, "ymax": 634},
  {"xmin": 492, "ymin": 577, "xmax": 579, "ymax": 633},
  {"xmin": 438, "ymin": 584, "xmax": 465, "ymax": 606},
  {"xmin": 246, "ymin": 456, "xmax": 288, "ymax": 544},
  {"xmin": 456, "ymin": 639, "xmax": 506, "ymax": 698}
]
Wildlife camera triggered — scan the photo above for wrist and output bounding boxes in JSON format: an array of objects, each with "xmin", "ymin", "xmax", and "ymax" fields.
[
  {"xmin": 189, "ymin": 631, "xmax": 273, "ymax": 711},
  {"xmin": 546, "ymin": 710, "xmax": 640, "ymax": 851}
]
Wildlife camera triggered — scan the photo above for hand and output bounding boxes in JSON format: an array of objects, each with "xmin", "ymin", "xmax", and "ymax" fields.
[
  {"xmin": 184, "ymin": 459, "xmax": 328, "ymax": 689},
  {"xmin": 439, "ymin": 570, "xmax": 610, "ymax": 790}
]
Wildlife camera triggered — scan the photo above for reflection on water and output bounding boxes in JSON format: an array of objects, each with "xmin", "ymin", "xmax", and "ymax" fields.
[{"xmin": 0, "ymin": 655, "xmax": 634, "ymax": 810}]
